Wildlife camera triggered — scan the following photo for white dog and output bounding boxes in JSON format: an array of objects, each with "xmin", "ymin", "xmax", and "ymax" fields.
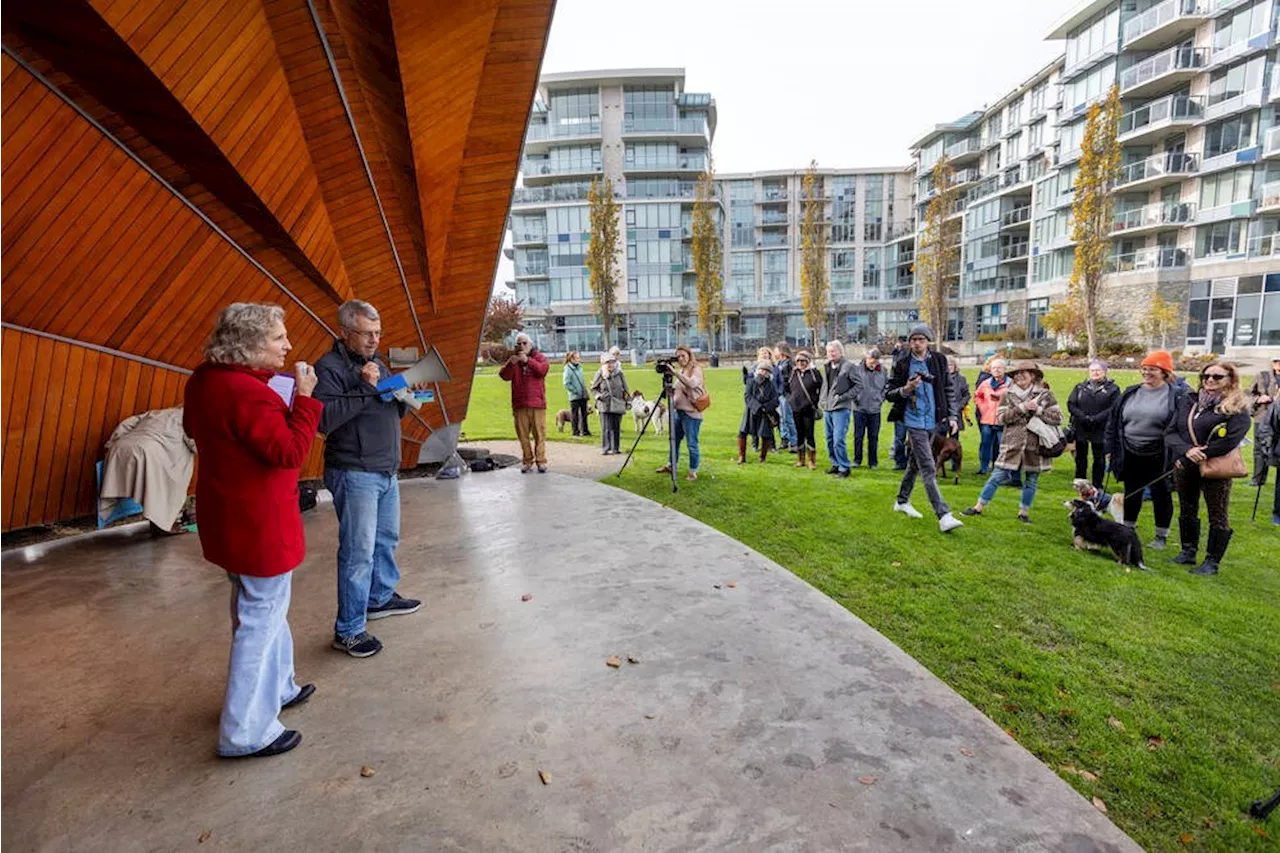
[{"xmin": 629, "ymin": 390, "xmax": 666, "ymax": 434}]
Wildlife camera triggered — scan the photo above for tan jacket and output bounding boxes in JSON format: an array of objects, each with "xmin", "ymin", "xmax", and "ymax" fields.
[
  {"xmin": 995, "ymin": 385, "xmax": 1063, "ymax": 472},
  {"xmin": 1248, "ymin": 369, "xmax": 1279, "ymax": 422}
]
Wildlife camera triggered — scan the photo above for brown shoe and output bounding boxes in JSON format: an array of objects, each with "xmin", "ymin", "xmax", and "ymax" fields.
[
  {"xmin": 655, "ymin": 464, "xmax": 672, "ymax": 474},
  {"xmin": 794, "ymin": 449, "xmax": 806, "ymax": 468},
  {"xmin": 736, "ymin": 436, "xmax": 747, "ymax": 464},
  {"xmin": 807, "ymin": 453, "xmax": 816, "ymax": 471},
  {"xmin": 758, "ymin": 438, "xmax": 772, "ymax": 463}
]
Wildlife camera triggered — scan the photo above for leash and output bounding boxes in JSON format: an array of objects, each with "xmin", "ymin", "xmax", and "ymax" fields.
[{"xmin": 1123, "ymin": 466, "xmax": 1177, "ymax": 501}]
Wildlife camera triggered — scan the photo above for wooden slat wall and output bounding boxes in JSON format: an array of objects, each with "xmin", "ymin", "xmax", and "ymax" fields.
[{"xmin": 1, "ymin": 0, "xmax": 554, "ymax": 531}]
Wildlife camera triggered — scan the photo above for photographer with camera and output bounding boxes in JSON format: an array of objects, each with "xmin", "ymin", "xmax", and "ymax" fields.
[
  {"xmin": 498, "ymin": 333, "xmax": 550, "ymax": 473},
  {"xmin": 655, "ymin": 345, "xmax": 706, "ymax": 481},
  {"xmin": 886, "ymin": 324, "xmax": 964, "ymax": 533}
]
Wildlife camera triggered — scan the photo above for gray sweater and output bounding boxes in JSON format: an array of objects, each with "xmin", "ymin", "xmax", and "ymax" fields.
[{"xmin": 1122, "ymin": 384, "xmax": 1171, "ymax": 453}]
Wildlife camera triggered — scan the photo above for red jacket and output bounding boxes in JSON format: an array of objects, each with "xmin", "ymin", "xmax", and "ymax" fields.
[
  {"xmin": 183, "ymin": 362, "xmax": 324, "ymax": 577},
  {"xmin": 498, "ymin": 350, "xmax": 550, "ymax": 409}
]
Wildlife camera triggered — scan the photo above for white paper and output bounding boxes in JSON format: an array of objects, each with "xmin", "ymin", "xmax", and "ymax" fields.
[{"xmin": 268, "ymin": 374, "xmax": 296, "ymax": 407}]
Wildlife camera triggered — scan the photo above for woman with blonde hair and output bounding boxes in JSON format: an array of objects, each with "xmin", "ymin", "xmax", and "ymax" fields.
[
  {"xmin": 656, "ymin": 345, "xmax": 706, "ymax": 480},
  {"xmin": 1165, "ymin": 361, "xmax": 1251, "ymax": 575}
]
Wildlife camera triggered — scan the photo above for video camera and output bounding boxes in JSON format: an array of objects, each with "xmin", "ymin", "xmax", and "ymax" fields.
[{"xmin": 654, "ymin": 355, "xmax": 678, "ymax": 376}]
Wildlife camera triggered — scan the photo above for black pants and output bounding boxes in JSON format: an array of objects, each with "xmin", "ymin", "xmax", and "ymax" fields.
[
  {"xmin": 853, "ymin": 411, "xmax": 881, "ymax": 467},
  {"xmin": 793, "ymin": 408, "xmax": 817, "ymax": 452},
  {"xmin": 570, "ymin": 398, "xmax": 590, "ymax": 435},
  {"xmin": 1174, "ymin": 464, "xmax": 1232, "ymax": 530},
  {"xmin": 1121, "ymin": 449, "xmax": 1173, "ymax": 529},
  {"xmin": 1074, "ymin": 438, "xmax": 1106, "ymax": 488},
  {"xmin": 601, "ymin": 412, "xmax": 622, "ymax": 453}
]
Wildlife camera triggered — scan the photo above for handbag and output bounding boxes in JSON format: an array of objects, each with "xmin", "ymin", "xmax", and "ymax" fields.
[
  {"xmin": 692, "ymin": 388, "xmax": 711, "ymax": 412},
  {"xmin": 1188, "ymin": 409, "xmax": 1247, "ymax": 479}
]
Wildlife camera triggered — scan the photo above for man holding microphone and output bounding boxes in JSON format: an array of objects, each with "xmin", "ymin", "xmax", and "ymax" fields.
[{"xmin": 314, "ymin": 300, "xmax": 421, "ymax": 659}]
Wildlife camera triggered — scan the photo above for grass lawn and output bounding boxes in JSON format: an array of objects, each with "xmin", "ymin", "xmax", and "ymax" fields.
[{"xmin": 463, "ymin": 362, "xmax": 1280, "ymax": 852}]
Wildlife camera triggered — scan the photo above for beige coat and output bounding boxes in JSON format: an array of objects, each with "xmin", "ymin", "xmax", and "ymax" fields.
[
  {"xmin": 99, "ymin": 407, "xmax": 196, "ymax": 530},
  {"xmin": 994, "ymin": 384, "xmax": 1062, "ymax": 472}
]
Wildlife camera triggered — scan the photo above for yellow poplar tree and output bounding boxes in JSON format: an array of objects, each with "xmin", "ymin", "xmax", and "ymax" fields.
[
  {"xmin": 1069, "ymin": 84, "xmax": 1122, "ymax": 360},
  {"xmin": 800, "ymin": 161, "xmax": 830, "ymax": 343},
  {"xmin": 692, "ymin": 162, "xmax": 724, "ymax": 350},
  {"xmin": 917, "ymin": 154, "xmax": 961, "ymax": 339},
  {"xmin": 1042, "ymin": 294, "xmax": 1086, "ymax": 346},
  {"xmin": 585, "ymin": 177, "xmax": 621, "ymax": 348},
  {"xmin": 1138, "ymin": 292, "xmax": 1180, "ymax": 349}
]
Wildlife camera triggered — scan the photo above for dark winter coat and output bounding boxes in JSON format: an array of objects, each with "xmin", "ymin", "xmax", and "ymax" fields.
[
  {"xmin": 739, "ymin": 372, "xmax": 779, "ymax": 438},
  {"xmin": 948, "ymin": 370, "xmax": 971, "ymax": 432},
  {"xmin": 1067, "ymin": 378, "xmax": 1120, "ymax": 442},
  {"xmin": 1164, "ymin": 395, "xmax": 1251, "ymax": 471},
  {"xmin": 183, "ymin": 363, "xmax": 324, "ymax": 577},
  {"xmin": 774, "ymin": 357, "xmax": 794, "ymax": 396},
  {"xmin": 787, "ymin": 366, "xmax": 823, "ymax": 414},
  {"xmin": 1105, "ymin": 382, "xmax": 1183, "ymax": 478},
  {"xmin": 885, "ymin": 350, "xmax": 955, "ymax": 427},
  {"xmin": 314, "ymin": 341, "xmax": 406, "ymax": 473}
]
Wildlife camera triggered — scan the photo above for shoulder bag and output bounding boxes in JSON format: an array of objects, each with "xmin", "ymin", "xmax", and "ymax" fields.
[{"xmin": 1189, "ymin": 408, "xmax": 1247, "ymax": 479}]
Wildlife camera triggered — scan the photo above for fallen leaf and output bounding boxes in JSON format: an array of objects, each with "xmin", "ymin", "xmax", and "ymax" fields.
[
  {"xmin": 1059, "ymin": 709, "xmax": 1077, "ymax": 717},
  {"xmin": 1092, "ymin": 796, "xmax": 1107, "ymax": 813},
  {"xmin": 521, "ymin": 593, "xmax": 532, "ymax": 602},
  {"xmin": 643, "ymin": 714, "xmax": 655, "ymax": 720},
  {"xmin": 959, "ymin": 748, "xmax": 974, "ymax": 758},
  {"xmin": 198, "ymin": 830, "xmax": 212, "ymax": 844},
  {"xmin": 1147, "ymin": 735, "xmax": 1164, "ymax": 750},
  {"xmin": 726, "ymin": 582, "xmax": 738, "ymax": 589},
  {"xmin": 626, "ymin": 655, "xmax": 640, "ymax": 664},
  {"xmin": 1061, "ymin": 765, "xmax": 1079, "ymax": 776},
  {"xmin": 857, "ymin": 775, "xmax": 877, "ymax": 785},
  {"xmin": 890, "ymin": 561, "xmax": 902, "ymax": 568},
  {"xmin": 538, "ymin": 770, "xmax": 551, "ymax": 785},
  {"xmin": 1055, "ymin": 687, "xmax": 1070, "ymax": 699},
  {"xmin": 360, "ymin": 766, "xmax": 375, "ymax": 778},
  {"xmin": 1079, "ymin": 770, "xmax": 1099, "ymax": 782},
  {"xmin": 1107, "ymin": 716, "xmax": 1126, "ymax": 732},
  {"xmin": 1253, "ymin": 826, "xmax": 1271, "ymax": 840},
  {"xmin": 1179, "ymin": 834, "xmax": 1195, "ymax": 845},
  {"xmin": 1202, "ymin": 818, "xmax": 1215, "ymax": 829},
  {"xmin": 1004, "ymin": 728, "xmax": 1015, "ymax": 738},
  {"xmin": 713, "ymin": 584, "xmax": 722, "ymax": 589},
  {"xmin": 1002, "ymin": 703, "xmax": 1020, "ymax": 713},
  {"xmin": 605, "ymin": 656, "xmax": 622, "ymax": 668},
  {"xmin": 993, "ymin": 692, "xmax": 1007, "ymax": 700}
]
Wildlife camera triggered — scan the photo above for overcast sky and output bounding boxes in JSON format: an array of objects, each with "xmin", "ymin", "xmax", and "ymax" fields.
[{"xmin": 493, "ymin": 0, "xmax": 1073, "ymax": 293}]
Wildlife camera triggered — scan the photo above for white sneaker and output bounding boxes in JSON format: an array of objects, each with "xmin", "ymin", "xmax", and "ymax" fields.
[
  {"xmin": 939, "ymin": 512, "xmax": 964, "ymax": 533},
  {"xmin": 893, "ymin": 502, "xmax": 923, "ymax": 519}
]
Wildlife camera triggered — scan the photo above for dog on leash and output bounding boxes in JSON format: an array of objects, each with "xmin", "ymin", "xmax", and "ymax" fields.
[
  {"xmin": 1065, "ymin": 499, "xmax": 1146, "ymax": 569},
  {"xmin": 629, "ymin": 390, "xmax": 666, "ymax": 434},
  {"xmin": 931, "ymin": 430, "xmax": 962, "ymax": 484},
  {"xmin": 555, "ymin": 409, "xmax": 594, "ymax": 433},
  {"xmin": 1070, "ymin": 478, "xmax": 1124, "ymax": 523}
]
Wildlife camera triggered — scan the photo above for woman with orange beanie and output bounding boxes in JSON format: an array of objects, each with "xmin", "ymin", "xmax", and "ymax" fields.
[{"xmin": 1105, "ymin": 350, "xmax": 1185, "ymax": 549}]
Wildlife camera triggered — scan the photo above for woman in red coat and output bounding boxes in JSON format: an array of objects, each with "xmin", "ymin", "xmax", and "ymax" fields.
[{"xmin": 184, "ymin": 303, "xmax": 323, "ymax": 758}]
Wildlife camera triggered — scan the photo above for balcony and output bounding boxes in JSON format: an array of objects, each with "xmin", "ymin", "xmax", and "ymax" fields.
[
  {"xmin": 1114, "ymin": 151, "xmax": 1198, "ymax": 192},
  {"xmin": 759, "ymin": 213, "xmax": 789, "ymax": 227},
  {"xmin": 1001, "ymin": 206, "xmax": 1032, "ymax": 227},
  {"xmin": 1117, "ymin": 94, "xmax": 1203, "ymax": 146},
  {"xmin": 1199, "ymin": 144, "xmax": 1264, "ymax": 177},
  {"xmin": 758, "ymin": 233, "xmax": 788, "ymax": 248},
  {"xmin": 624, "ymin": 179, "xmax": 704, "ymax": 201},
  {"xmin": 524, "ymin": 121, "xmax": 601, "ymax": 150},
  {"xmin": 1061, "ymin": 42, "xmax": 1120, "ymax": 81},
  {"xmin": 1201, "ymin": 87, "xmax": 1266, "ymax": 124},
  {"xmin": 945, "ymin": 137, "xmax": 982, "ymax": 164},
  {"xmin": 620, "ymin": 117, "xmax": 708, "ymax": 141},
  {"xmin": 514, "ymin": 261, "xmax": 549, "ymax": 279},
  {"xmin": 1110, "ymin": 201, "xmax": 1196, "ymax": 235},
  {"xmin": 885, "ymin": 221, "xmax": 916, "ymax": 241},
  {"xmin": 1122, "ymin": 0, "xmax": 1209, "ymax": 52},
  {"xmin": 1246, "ymin": 232, "xmax": 1280, "ymax": 258},
  {"xmin": 512, "ymin": 230, "xmax": 548, "ymax": 246},
  {"xmin": 1106, "ymin": 246, "xmax": 1189, "ymax": 273},
  {"xmin": 1196, "ymin": 197, "xmax": 1258, "ymax": 223},
  {"xmin": 1259, "ymin": 180, "xmax": 1280, "ymax": 211},
  {"xmin": 1205, "ymin": 30, "xmax": 1274, "ymax": 71},
  {"xmin": 512, "ymin": 182, "xmax": 613, "ymax": 205},
  {"xmin": 963, "ymin": 274, "xmax": 1027, "ymax": 297},
  {"xmin": 999, "ymin": 240, "xmax": 1030, "ymax": 261},
  {"xmin": 1118, "ymin": 46, "xmax": 1207, "ymax": 99},
  {"xmin": 953, "ymin": 167, "xmax": 982, "ymax": 186},
  {"xmin": 521, "ymin": 159, "xmax": 603, "ymax": 184},
  {"xmin": 757, "ymin": 188, "xmax": 789, "ymax": 203},
  {"xmin": 624, "ymin": 154, "xmax": 708, "ymax": 175},
  {"xmin": 1271, "ymin": 71, "xmax": 1280, "ymax": 102}
]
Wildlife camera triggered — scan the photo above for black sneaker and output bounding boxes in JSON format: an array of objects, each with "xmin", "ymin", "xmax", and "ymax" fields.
[
  {"xmin": 282, "ymin": 683, "xmax": 315, "ymax": 710},
  {"xmin": 332, "ymin": 632, "xmax": 382, "ymax": 658},
  {"xmin": 837, "ymin": 469, "xmax": 850, "ymax": 478},
  {"xmin": 367, "ymin": 592, "xmax": 421, "ymax": 620},
  {"xmin": 223, "ymin": 730, "xmax": 302, "ymax": 759},
  {"xmin": 826, "ymin": 466, "xmax": 840, "ymax": 474}
]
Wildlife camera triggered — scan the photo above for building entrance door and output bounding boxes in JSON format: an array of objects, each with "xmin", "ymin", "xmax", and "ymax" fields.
[{"xmin": 1210, "ymin": 320, "xmax": 1230, "ymax": 354}]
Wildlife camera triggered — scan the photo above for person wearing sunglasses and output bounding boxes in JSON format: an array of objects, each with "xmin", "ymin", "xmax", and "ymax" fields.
[
  {"xmin": 1164, "ymin": 362, "xmax": 1250, "ymax": 575},
  {"xmin": 787, "ymin": 350, "xmax": 823, "ymax": 470}
]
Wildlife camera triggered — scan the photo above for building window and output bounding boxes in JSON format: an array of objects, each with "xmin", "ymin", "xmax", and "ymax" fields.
[
  {"xmin": 1196, "ymin": 220, "xmax": 1248, "ymax": 257},
  {"xmin": 1206, "ymin": 55, "xmax": 1265, "ymax": 106},
  {"xmin": 1027, "ymin": 298, "xmax": 1050, "ymax": 340},
  {"xmin": 845, "ymin": 313, "xmax": 871, "ymax": 342},
  {"xmin": 978, "ymin": 303, "xmax": 1006, "ymax": 337},
  {"xmin": 946, "ymin": 307, "xmax": 965, "ymax": 342},
  {"xmin": 1203, "ymin": 112, "xmax": 1257, "ymax": 158},
  {"xmin": 742, "ymin": 317, "xmax": 766, "ymax": 343},
  {"xmin": 1213, "ymin": 1, "xmax": 1271, "ymax": 54},
  {"xmin": 830, "ymin": 176, "xmax": 857, "ymax": 243},
  {"xmin": 623, "ymin": 85, "xmax": 675, "ymax": 123},
  {"xmin": 548, "ymin": 88, "xmax": 600, "ymax": 127}
]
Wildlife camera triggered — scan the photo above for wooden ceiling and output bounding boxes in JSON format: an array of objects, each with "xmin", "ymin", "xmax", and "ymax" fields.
[{"xmin": 1, "ymin": 0, "xmax": 555, "ymax": 532}]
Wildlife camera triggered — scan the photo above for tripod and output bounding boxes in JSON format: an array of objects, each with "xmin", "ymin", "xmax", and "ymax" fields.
[{"xmin": 616, "ymin": 369, "xmax": 678, "ymax": 493}]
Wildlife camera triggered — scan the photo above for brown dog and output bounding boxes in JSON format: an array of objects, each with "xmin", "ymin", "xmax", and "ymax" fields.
[
  {"xmin": 555, "ymin": 409, "xmax": 573, "ymax": 433},
  {"xmin": 931, "ymin": 430, "xmax": 962, "ymax": 485}
]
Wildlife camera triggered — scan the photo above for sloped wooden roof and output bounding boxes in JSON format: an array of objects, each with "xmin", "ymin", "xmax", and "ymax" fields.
[{"xmin": 1, "ymin": 0, "xmax": 554, "ymax": 531}]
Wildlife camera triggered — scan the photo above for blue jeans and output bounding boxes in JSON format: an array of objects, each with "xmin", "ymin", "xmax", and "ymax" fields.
[
  {"xmin": 325, "ymin": 468, "xmax": 402, "ymax": 639},
  {"xmin": 979, "ymin": 468, "xmax": 1040, "ymax": 509},
  {"xmin": 852, "ymin": 411, "xmax": 881, "ymax": 466},
  {"xmin": 823, "ymin": 409, "xmax": 851, "ymax": 471},
  {"xmin": 778, "ymin": 398, "xmax": 796, "ymax": 447},
  {"xmin": 671, "ymin": 409, "xmax": 702, "ymax": 472},
  {"xmin": 979, "ymin": 424, "xmax": 1003, "ymax": 473},
  {"xmin": 892, "ymin": 421, "xmax": 909, "ymax": 467},
  {"xmin": 218, "ymin": 572, "xmax": 300, "ymax": 756}
]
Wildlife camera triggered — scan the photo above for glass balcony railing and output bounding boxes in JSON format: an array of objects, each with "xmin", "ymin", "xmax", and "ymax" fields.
[
  {"xmin": 525, "ymin": 121, "xmax": 601, "ymax": 142},
  {"xmin": 1246, "ymin": 233, "xmax": 1280, "ymax": 257},
  {"xmin": 1117, "ymin": 94, "xmax": 1203, "ymax": 136},
  {"xmin": 963, "ymin": 274, "xmax": 1027, "ymax": 297},
  {"xmin": 1260, "ymin": 180, "xmax": 1280, "ymax": 209},
  {"xmin": 622, "ymin": 117, "xmax": 707, "ymax": 135},
  {"xmin": 1106, "ymin": 246, "xmax": 1188, "ymax": 272},
  {"xmin": 758, "ymin": 187, "xmax": 789, "ymax": 202},
  {"xmin": 514, "ymin": 261, "xmax": 549, "ymax": 277},
  {"xmin": 1122, "ymin": 0, "xmax": 1206, "ymax": 46},
  {"xmin": 512, "ymin": 230, "xmax": 548, "ymax": 244},
  {"xmin": 1119, "ymin": 45, "xmax": 1206, "ymax": 92},
  {"xmin": 1002, "ymin": 206, "xmax": 1032, "ymax": 226},
  {"xmin": 999, "ymin": 241, "xmax": 1030, "ymax": 261},
  {"xmin": 945, "ymin": 138, "xmax": 981, "ymax": 159},
  {"xmin": 1115, "ymin": 151, "xmax": 1198, "ymax": 186},
  {"xmin": 625, "ymin": 154, "xmax": 708, "ymax": 172},
  {"xmin": 884, "ymin": 221, "xmax": 916, "ymax": 241},
  {"xmin": 1111, "ymin": 201, "xmax": 1196, "ymax": 231},
  {"xmin": 522, "ymin": 159, "xmax": 603, "ymax": 178}
]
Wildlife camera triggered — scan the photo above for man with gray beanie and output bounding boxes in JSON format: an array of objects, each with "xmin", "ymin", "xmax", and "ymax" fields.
[{"xmin": 885, "ymin": 323, "xmax": 964, "ymax": 532}]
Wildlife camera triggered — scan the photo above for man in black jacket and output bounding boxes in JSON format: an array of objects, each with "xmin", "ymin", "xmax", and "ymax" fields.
[
  {"xmin": 314, "ymin": 300, "xmax": 421, "ymax": 659},
  {"xmin": 885, "ymin": 324, "xmax": 964, "ymax": 533}
]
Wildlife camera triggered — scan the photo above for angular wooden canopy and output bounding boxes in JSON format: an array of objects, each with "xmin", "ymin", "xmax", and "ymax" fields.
[{"xmin": 1, "ymin": 0, "xmax": 554, "ymax": 531}]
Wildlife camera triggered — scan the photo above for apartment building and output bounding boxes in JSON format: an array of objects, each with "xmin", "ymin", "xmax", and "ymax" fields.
[{"xmin": 507, "ymin": 69, "xmax": 718, "ymax": 354}]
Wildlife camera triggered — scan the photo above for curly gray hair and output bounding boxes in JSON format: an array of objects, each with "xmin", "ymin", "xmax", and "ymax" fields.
[
  {"xmin": 204, "ymin": 303, "xmax": 285, "ymax": 365},
  {"xmin": 338, "ymin": 299, "xmax": 380, "ymax": 329}
]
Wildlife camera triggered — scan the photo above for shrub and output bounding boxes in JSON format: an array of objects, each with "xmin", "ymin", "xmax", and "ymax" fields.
[
  {"xmin": 1008, "ymin": 346, "xmax": 1040, "ymax": 360},
  {"xmin": 478, "ymin": 343, "xmax": 511, "ymax": 365}
]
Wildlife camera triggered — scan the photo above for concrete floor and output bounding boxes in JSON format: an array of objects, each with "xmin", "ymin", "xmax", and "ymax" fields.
[{"xmin": 1, "ymin": 471, "xmax": 1139, "ymax": 853}]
